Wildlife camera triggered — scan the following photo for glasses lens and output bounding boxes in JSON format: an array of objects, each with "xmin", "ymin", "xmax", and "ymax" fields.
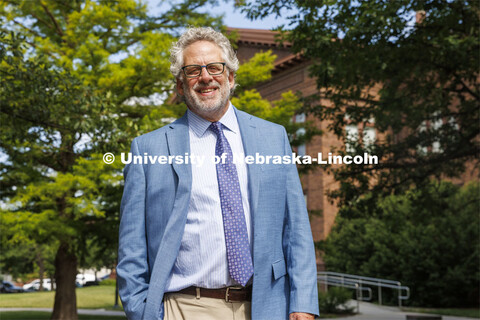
[
  {"xmin": 184, "ymin": 65, "xmax": 202, "ymax": 77},
  {"xmin": 183, "ymin": 63, "xmax": 225, "ymax": 77},
  {"xmin": 206, "ymin": 63, "xmax": 224, "ymax": 75}
]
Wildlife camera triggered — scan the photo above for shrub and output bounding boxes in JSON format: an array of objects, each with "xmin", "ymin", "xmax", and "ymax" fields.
[
  {"xmin": 99, "ymin": 279, "xmax": 116, "ymax": 286},
  {"xmin": 318, "ymin": 287, "xmax": 355, "ymax": 314},
  {"xmin": 323, "ymin": 181, "xmax": 480, "ymax": 307}
]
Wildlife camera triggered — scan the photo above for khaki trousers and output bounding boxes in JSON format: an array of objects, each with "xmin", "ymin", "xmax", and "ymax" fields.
[{"xmin": 163, "ymin": 292, "xmax": 252, "ymax": 320}]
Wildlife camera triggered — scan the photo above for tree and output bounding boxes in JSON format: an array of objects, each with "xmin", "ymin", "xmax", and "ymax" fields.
[
  {"xmin": 0, "ymin": 31, "xmax": 120, "ymax": 319},
  {"xmin": 240, "ymin": 0, "xmax": 479, "ymax": 208},
  {"xmin": 322, "ymin": 181, "xmax": 479, "ymax": 307}
]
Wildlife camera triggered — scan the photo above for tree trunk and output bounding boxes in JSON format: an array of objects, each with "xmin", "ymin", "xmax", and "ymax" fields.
[{"xmin": 51, "ymin": 242, "xmax": 78, "ymax": 320}]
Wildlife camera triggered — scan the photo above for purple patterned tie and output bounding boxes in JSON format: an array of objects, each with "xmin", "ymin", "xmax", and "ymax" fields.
[{"xmin": 210, "ymin": 122, "xmax": 253, "ymax": 286}]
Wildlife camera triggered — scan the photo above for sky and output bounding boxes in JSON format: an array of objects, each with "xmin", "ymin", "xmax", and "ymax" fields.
[{"xmin": 144, "ymin": 0, "xmax": 293, "ymax": 30}]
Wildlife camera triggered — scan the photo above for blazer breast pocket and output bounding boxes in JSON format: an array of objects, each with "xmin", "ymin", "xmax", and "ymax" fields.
[{"xmin": 272, "ymin": 259, "xmax": 287, "ymax": 280}]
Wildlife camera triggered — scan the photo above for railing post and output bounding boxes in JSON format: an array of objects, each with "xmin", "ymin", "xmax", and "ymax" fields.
[
  {"xmin": 325, "ymin": 274, "xmax": 328, "ymax": 292},
  {"xmin": 359, "ymin": 279, "xmax": 363, "ymax": 302},
  {"xmin": 378, "ymin": 281, "xmax": 382, "ymax": 305},
  {"xmin": 355, "ymin": 283, "xmax": 360, "ymax": 313},
  {"xmin": 397, "ymin": 282, "xmax": 402, "ymax": 308}
]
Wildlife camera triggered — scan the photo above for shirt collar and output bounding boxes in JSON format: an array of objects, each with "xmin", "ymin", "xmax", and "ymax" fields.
[{"xmin": 187, "ymin": 102, "xmax": 239, "ymax": 137}]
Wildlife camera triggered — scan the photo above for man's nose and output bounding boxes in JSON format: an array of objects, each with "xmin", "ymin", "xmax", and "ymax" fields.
[{"xmin": 198, "ymin": 67, "xmax": 214, "ymax": 82}]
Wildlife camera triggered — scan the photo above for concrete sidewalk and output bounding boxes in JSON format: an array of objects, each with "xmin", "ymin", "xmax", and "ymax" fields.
[
  {"xmin": 0, "ymin": 307, "xmax": 126, "ymax": 317},
  {"xmin": 320, "ymin": 301, "xmax": 478, "ymax": 320}
]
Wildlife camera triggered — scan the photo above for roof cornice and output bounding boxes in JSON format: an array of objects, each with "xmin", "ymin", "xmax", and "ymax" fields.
[{"xmin": 226, "ymin": 27, "xmax": 292, "ymax": 47}]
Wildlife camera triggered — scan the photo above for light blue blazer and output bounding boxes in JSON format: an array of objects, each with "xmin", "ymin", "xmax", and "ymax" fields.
[{"xmin": 117, "ymin": 107, "xmax": 319, "ymax": 320}]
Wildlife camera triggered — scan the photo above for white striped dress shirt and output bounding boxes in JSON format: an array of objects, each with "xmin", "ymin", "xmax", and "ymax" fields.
[{"xmin": 164, "ymin": 103, "xmax": 252, "ymax": 292}]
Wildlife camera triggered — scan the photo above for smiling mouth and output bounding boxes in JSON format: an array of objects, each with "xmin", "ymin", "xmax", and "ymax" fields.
[
  {"xmin": 195, "ymin": 86, "xmax": 219, "ymax": 96},
  {"xmin": 200, "ymin": 88, "xmax": 216, "ymax": 93}
]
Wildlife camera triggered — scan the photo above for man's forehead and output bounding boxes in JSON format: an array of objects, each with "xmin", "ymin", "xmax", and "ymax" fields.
[
  {"xmin": 183, "ymin": 41, "xmax": 223, "ymax": 60},
  {"xmin": 185, "ymin": 40, "xmax": 221, "ymax": 50}
]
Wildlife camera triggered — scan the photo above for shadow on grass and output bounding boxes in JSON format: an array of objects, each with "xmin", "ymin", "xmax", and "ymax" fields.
[
  {"xmin": 401, "ymin": 307, "xmax": 480, "ymax": 319},
  {"xmin": 0, "ymin": 311, "xmax": 127, "ymax": 320},
  {"xmin": 318, "ymin": 311, "xmax": 357, "ymax": 319}
]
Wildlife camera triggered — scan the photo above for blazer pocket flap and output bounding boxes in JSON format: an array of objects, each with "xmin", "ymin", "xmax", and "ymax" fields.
[{"xmin": 272, "ymin": 259, "xmax": 287, "ymax": 280}]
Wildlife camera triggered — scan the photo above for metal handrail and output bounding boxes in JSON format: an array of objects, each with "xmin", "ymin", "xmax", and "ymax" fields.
[
  {"xmin": 321, "ymin": 271, "xmax": 402, "ymax": 285},
  {"xmin": 317, "ymin": 278, "xmax": 373, "ymax": 313},
  {"xmin": 318, "ymin": 277, "xmax": 373, "ymax": 300},
  {"xmin": 317, "ymin": 271, "xmax": 410, "ymax": 309}
]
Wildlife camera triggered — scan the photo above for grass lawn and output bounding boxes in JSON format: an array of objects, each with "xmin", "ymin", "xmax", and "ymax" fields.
[
  {"xmin": 318, "ymin": 313, "xmax": 356, "ymax": 319},
  {"xmin": 0, "ymin": 311, "xmax": 126, "ymax": 320},
  {"xmin": 402, "ymin": 307, "xmax": 480, "ymax": 318},
  {"xmin": 0, "ymin": 286, "xmax": 123, "ymax": 310}
]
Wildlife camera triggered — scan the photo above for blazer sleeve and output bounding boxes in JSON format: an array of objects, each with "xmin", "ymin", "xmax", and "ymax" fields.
[
  {"xmin": 117, "ymin": 138, "xmax": 149, "ymax": 320},
  {"xmin": 282, "ymin": 128, "xmax": 319, "ymax": 316}
]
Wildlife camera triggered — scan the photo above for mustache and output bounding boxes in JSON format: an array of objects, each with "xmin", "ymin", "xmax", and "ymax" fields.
[{"xmin": 192, "ymin": 82, "xmax": 220, "ymax": 90}]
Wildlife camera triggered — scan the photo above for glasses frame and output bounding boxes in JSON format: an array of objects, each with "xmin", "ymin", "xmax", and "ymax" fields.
[{"xmin": 181, "ymin": 62, "xmax": 226, "ymax": 78}]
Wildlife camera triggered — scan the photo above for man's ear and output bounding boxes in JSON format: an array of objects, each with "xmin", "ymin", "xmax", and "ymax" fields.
[
  {"xmin": 228, "ymin": 71, "xmax": 235, "ymax": 90},
  {"xmin": 176, "ymin": 78, "xmax": 184, "ymax": 95}
]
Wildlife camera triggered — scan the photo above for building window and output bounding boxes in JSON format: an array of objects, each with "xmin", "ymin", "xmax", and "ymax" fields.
[
  {"xmin": 418, "ymin": 121, "xmax": 428, "ymax": 155},
  {"xmin": 295, "ymin": 113, "xmax": 306, "ymax": 156},
  {"xmin": 363, "ymin": 126, "xmax": 376, "ymax": 147},
  {"xmin": 431, "ymin": 114, "xmax": 443, "ymax": 153},
  {"xmin": 295, "ymin": 113, "xmax": 306, "ymax": 123},
  {"xmin": 296, "ymin": 127, "xmax": 306, "ymax": 156},
  {"xmin": 345, "ymin": 124, "xmax": 359, "ymax": 153},
  {"xmin": 418, "ymin": 112, "xmax": 445, "ymax": 154}
]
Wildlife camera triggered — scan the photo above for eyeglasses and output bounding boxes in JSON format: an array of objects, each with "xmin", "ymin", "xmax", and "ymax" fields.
[{"xmin": 181, "ymin": 62, "xmax": 226, "ymax": 78}]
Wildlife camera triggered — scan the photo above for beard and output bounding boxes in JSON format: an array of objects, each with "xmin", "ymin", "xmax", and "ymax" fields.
[{"xmin": 182, "ymin": 77, "xmax": 231, "ymax": 118}]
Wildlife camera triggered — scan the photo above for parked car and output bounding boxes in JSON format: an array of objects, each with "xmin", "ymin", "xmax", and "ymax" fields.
[
  {"xmin": 1, "ymin": 281, "xmax": 24, "ymax": 293},
  {"xmin": 100, "ymin": 274, "xmax": 110, "ymax": 281},
  {"xmin": 76, "ymin": 274, "xmax": 97, "ymax": 287},
  {"xmin": 23, "ymin": 279, "xmax": 52, "ymax": 291}
]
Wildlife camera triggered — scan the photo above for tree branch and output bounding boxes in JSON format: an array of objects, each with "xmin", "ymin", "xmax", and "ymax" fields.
[
  {"xmin": 12, "ymin": 19, "xmax": 43, "ymax": 39},
  {"xmin": 456, "ymin": 76, "xmax": 480, "ymax": 101},
  {"xmin": 39, "ymin": 2, "xmax": 64, "ymax": 37},
  {"xmin": 29, "ymin": 12, "xmax": 55, "ymax": 31},
  {"xmin": 0, "ymin": 108, "xmax": 70, "ymax": 132}
]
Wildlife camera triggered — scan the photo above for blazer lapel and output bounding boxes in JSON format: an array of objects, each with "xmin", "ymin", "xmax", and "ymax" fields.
[
  {"xmin": 145, "ymin": 113, "xmax": 192, "ymax": 319},
  {"xmin": 234, "ymin": 107, "xmax": 260, "ymax": 226},
  {"xmin": 166, "ymin": 113, "xmax": 191, "ymax": 181}
]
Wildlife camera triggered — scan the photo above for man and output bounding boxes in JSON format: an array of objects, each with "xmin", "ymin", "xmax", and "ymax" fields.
[{"xmin": 117, "ymin": 27, "xmax": 318, "ymax": 320}]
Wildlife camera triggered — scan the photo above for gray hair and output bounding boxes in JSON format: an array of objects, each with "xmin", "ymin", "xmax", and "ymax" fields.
[{"xmin": 169, "ymin": 27, "xmax": 239, "ymax": 80}]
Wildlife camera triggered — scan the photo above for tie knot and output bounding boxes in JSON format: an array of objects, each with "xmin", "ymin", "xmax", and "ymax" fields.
[{"xmin": 209, "ymin": 122, "xmax": 223, "ymax": 137}]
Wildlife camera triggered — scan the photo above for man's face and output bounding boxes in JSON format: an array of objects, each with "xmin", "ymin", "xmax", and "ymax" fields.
[{"xmin": 177, "ymin": 40, "xmax": 235, "ymax": 121}]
